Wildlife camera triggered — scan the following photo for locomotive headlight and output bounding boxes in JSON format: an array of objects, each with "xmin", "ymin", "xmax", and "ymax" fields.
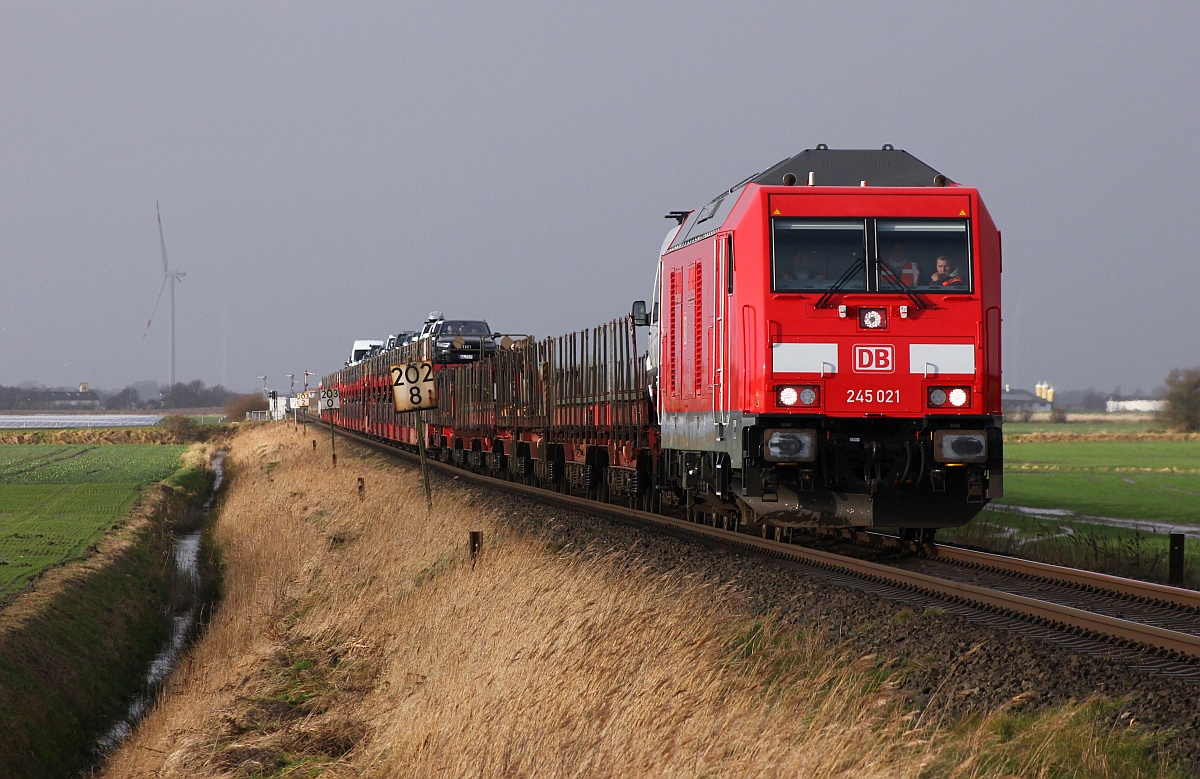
[
  {"xmin": 927, "ymin": 387, "xmax": 971, "ymax": 408},
  {"xmin": 933, "ymin": 430, "xmax": 988, "ymax": 463},
  {"xmin": 763, "ymin": 428, "xmax": 818, "ymax": 462},
  {"xmin": 776, "ymin": 385, "xmax": 819, "ymax": 407},
  {"xmin": 858, "ymin": 307, "xmax": 887, "ymax": 329}
]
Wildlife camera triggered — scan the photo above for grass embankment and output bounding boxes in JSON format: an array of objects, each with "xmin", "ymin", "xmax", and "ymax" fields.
[
  {"xmin": 102, "ymin": 425, "xmax": 1178, "ymax": 778},
  {"xmin": 0, "ymin": 444, "xmax": 217, "ymax": 779}
]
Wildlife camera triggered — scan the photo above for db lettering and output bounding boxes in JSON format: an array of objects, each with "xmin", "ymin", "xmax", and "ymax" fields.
[{"xmin": 854, "ymin": 345, "xmax": 895, "ymax": 373}]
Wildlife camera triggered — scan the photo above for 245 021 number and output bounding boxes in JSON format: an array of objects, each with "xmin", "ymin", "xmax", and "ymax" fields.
[{"xmin": 846, "ymin": 389, "xmax": 900, "ymax": 404}]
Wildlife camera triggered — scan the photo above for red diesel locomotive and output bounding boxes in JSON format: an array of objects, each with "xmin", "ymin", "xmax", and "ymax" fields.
[
  {"xmin": 322, "ymin": 146, "xmax": 1002, "ymax": 536},
  {"xmin": 639, "ymin": 144, "xmax": 1001, "ymax": 533}
]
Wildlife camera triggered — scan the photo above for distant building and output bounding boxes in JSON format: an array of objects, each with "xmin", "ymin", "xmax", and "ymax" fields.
[
  {"xmin": 26, "ymin": 384, "xmax": 101, "ymax": 410},
  {"xmin": 269, "ymin": 394, "xmax": 290, "ymax": 421},
  {"xmin": 1106, "ymin": 399, "xmax": 1165, "ymax": 413},
  {"xmin": 1002, "ymin": 386, "xmax": 1051, "ymax": 414}
]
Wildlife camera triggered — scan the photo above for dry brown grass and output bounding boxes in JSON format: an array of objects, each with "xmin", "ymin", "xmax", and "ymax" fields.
[
  {"xmin": 0, "ymin": 426, "xmax": 231, "ymax": 445},
  {"xmin": 1006, "ymin": 432, "xmax": 1200, "ymax": 443},
  {"xmin": 98, "ymin": 425, "xmax": 1173, "ymax": 779}
]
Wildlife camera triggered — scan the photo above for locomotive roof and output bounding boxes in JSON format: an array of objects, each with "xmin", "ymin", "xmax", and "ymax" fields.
[
  {"xmin": 667, "ymin": 146, "xmax": 955, "ymax": 253},
  {"xmin": 749, "ymin": 146, "xmax": 950, "ymax": 188}
]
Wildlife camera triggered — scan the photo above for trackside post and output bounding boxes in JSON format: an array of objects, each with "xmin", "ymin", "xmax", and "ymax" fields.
[
  {"xmin": 469, "ymin": 531, "xmax": 482, "ymax": 567},
  {"xmin": 391, "ymin": 362, "xmax": 438, "ymax": 510},
  {"xmin": 296, "ymin": 390, "xmax": 311, "ymax": 435},
  {"xmin": 1170, "ymin": 533, "xmax": 1186, "ymax": 587},
  {"xmin": 319, "ymin": 387, "xmax": 341, "ymax": 468},
  {"xmin": 417, "ymin": 413, "xmax": 431, "ymax": 510}
]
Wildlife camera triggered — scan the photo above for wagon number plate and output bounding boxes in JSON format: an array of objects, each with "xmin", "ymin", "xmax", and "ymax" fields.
[{"xmin": 846, "ymin": 389, "xmax": 901, "ymax": 403}]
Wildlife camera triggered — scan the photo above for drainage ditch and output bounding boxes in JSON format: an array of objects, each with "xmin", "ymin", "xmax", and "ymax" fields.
[{"xmin": 95, "ymin": 451, "xmax": 226, "ymax": 755}]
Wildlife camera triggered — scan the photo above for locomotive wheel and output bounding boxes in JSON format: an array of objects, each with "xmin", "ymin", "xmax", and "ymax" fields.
[{"xmin": 900, "ymin": 528, "xmax": 938, "ymax": 548}]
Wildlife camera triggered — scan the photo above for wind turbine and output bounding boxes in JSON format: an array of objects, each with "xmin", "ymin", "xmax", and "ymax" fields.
[{"xmin": 143, "ymin": 201, "xmax": 186, "ymax": 386}]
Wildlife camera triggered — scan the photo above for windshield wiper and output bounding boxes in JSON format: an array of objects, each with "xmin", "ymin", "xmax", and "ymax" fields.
[
  {"xmin": 815, "ymin": 257, "xmax": 866, "ymax": 309},
  {"xmin": 877, "ymin": 260, "xmax": 928, "ymax": 310}
]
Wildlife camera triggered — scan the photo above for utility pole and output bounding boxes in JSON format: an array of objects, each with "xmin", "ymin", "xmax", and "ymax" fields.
[
  {"xmin": 286, "ymin": 374, "xmax": 296, "ymax": 427},
  {"xmin": 302, "ymin": 371, "xmax": 314, "ymax": 433}
]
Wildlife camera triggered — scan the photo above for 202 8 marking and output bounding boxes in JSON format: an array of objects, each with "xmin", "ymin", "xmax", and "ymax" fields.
[{"xmin": 390, "ymin": 362, "xmax": 438, "ymax": 412}]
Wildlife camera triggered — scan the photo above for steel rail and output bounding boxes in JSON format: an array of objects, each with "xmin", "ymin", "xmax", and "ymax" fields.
[
  {"xmin": 316, "ymin": 419, "xmax": 1200, "ymax": 661},
  {"xmin": 924, "ymin": 542, "xmax": 1200, "ymax": 611},
  {"xmin": 838, "ymin": 527, "xmax": 1200, "ymax": 610}
]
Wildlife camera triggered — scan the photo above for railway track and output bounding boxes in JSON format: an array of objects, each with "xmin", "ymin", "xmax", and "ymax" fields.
[{"xmin": 316, "ymin": 419, "xmax": 1200, "ymax": 676}]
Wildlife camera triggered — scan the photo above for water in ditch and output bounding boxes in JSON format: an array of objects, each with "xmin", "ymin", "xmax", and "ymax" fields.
[
  {"xmin": 994, "ymin": 502, "xmax": 1200, "ymax": 539},
  {"xmin": 95, "ymin": 451, "xmax": 226, "ymax": 752}
]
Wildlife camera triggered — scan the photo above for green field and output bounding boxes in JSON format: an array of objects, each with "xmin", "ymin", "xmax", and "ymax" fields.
[
  {"xmin": 0, "ymin": 444, "xmax": 186, "ymax": 601},
  {"xmin": 1001, "ymin": 440, "xmax": 1200, "ymax": 523}
]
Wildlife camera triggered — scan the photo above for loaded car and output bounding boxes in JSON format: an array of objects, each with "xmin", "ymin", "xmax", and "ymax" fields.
[
  {"xmin": 425, "ymin": 319, "xmax": 498, "ymax": 364},
  {"xmin": 346, "ymin": 339, "xmax": 384, "ymax": 366},
  {"xmin": 384, "ymin": 331, "xmax": 419, "ymax": 352}
]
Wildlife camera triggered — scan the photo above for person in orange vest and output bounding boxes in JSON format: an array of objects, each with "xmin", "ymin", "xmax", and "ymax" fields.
[
  {"xmin": 882, "ymin": 243, "xmax": 921, "ymax": 287},
  {"xmin": 930, "ymin": 255, "xmax": 966, "ymax": 287}
]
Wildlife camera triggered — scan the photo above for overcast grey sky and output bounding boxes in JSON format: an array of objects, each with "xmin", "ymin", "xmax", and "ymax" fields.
[{"xmin": 2, "ymin": 1, "xmax": 1197, "ymax": 396}]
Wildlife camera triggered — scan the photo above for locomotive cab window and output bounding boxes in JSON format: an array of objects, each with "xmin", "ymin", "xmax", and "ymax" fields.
[
  {"xmin": 772, "ymin": 220, "xmax": 866, "ymax": 292},
  {"xmin": 876, "ymin": 219, "xmax": 971, "ymax": 293}
]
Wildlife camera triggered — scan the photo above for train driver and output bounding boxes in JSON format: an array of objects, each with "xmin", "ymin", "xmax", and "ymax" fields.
[
  {"xmin": 776, "ymin": 247, "xmax": 827, "ymax": 289},
  {"xmin": 929, "ymin": 255, "xmax": 965, "ymax": 287}
]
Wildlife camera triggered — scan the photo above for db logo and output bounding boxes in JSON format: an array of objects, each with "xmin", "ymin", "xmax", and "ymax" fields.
[{"xmin": 854, "ymin": 345, "xmax": 895, "ymax": 373}]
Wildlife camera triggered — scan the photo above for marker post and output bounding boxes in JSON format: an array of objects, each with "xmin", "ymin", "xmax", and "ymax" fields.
[
  {"xmin": 417, "ymin": 411, "xmax": 432, "ymax": 509},
  {"xmin": 390, "ymin": 362, "xmax": 437, "ymax": 510},
  {"xmin": 319, "ymin": 388, "xmax": 341, "ymax": 468}
]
